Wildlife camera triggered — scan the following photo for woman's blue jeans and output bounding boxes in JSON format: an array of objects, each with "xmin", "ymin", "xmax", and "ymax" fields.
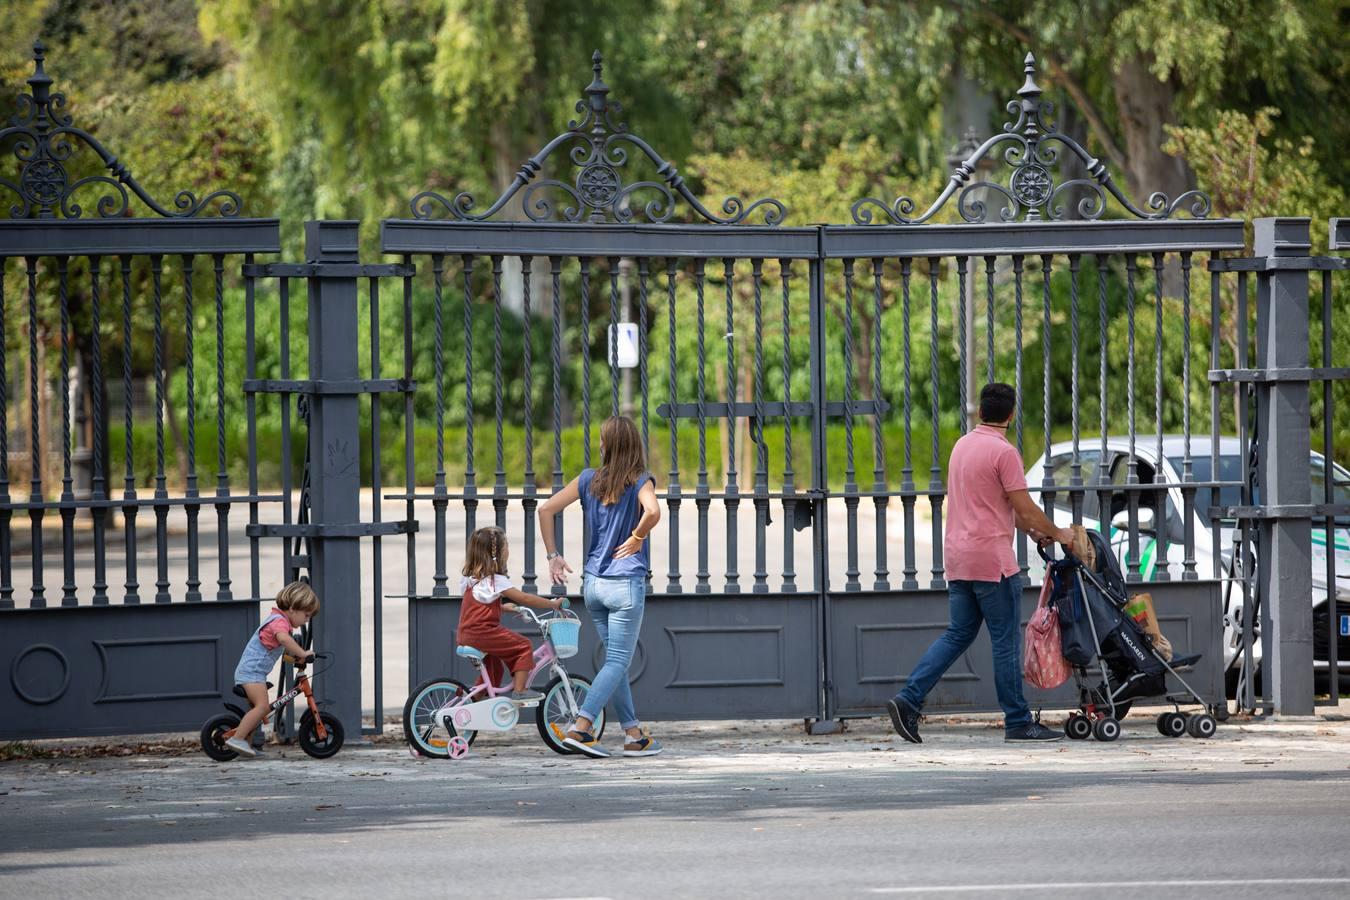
[
  {"xmin": 577, "ymin": 574, "xmax": 645, "ymax": 730},
  {"xmin": 896, "ymin": 575, "xmax": 1032, "ymax": 731}
]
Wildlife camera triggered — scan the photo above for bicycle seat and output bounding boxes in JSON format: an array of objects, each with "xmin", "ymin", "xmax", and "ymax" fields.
[
  {"xmin": 455, "ymin": 645, "xmax": 486, "ymax": 661},
  {"xmin": 232, "ymin": 682, "xmax": 274, "ymax": 698}
]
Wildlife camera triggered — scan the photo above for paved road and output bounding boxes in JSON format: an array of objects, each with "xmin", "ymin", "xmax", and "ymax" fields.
[{"xmin": 3, "ymin": 715, "xmax": 1348, "ymax": 899}]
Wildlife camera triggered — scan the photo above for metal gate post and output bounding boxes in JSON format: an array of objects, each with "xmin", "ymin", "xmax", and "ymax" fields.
[
  {"xmin": 1253, "ymin": 217, "xmax": 1315, "ymax": 715},
  {"xmin": 807, "ymin": 235, "xmax": 840, "ymax": 733},
  {"xmin": 304, "ymin": 220, "xmax": 365, "ymax": 733}
]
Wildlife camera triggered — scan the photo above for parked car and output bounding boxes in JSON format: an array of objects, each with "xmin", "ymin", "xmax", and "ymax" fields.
[{"xmin": 1024, "ymin": 436, "xmax": 1350, "ymax": 694}]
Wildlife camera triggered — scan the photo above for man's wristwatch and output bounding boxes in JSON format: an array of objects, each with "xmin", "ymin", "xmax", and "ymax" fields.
[{"xmin": 546, "ymin": 551, "xmax": 561, "ymax": 561}]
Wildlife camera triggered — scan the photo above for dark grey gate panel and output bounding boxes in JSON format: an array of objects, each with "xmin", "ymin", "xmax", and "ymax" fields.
[
  {"xmin": 409, "ymin": 594, "xmax": 821, "ymax": 720},
  {"xmin": 829, "ymin": 581, "xmax": 1223, "ymax": 717},
  {"xmin": 1, "ymin": 601, "xmax": 258, "ymax": 740}
]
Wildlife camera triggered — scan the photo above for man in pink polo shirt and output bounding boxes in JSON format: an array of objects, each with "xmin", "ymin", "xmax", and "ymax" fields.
[{"xmin": 887, "ymin": 383, "xmax": 1074, "ymax": 743}]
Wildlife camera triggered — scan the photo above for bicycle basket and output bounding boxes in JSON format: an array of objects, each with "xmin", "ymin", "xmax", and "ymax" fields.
[{"xmin": 545, "ymin": 618, "xmax": 581, "ymax": 658}]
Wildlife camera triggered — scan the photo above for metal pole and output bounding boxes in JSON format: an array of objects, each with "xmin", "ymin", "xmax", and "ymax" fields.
[
  {"xmin": 1253, "ymin": 217, "xmax": 1315, "ymax": 716},
  {"xmin": 304, "ymin": 220, "xmax": 365, "ymax": 735}
]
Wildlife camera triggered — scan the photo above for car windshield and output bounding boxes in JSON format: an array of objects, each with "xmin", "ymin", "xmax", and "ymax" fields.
[{"xmin": 1168, "ymin": 453, "xmax": 1350, "ymax": 523}]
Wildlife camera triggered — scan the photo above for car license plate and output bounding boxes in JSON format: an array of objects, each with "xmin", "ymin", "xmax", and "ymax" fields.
[{"xmin": 1341, "ymin": 614, "xmax": 1350, "ymax": 638}]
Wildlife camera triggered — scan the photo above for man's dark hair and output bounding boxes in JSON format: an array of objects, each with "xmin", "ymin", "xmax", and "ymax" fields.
[{"xmin": 979, "ymin": 383, "xmax": 1016, "ymax": 424}]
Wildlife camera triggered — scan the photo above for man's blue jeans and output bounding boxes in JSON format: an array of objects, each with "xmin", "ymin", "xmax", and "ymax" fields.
[
  {"xmin": 577, "ymin": 574, "xmax": 644, "ymax": 730},
  {"xmin": 897, "ymin": 575, "xmax": 1032, "ymax": 731}
]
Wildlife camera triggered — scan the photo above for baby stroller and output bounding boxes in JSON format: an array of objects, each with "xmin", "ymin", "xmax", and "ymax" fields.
[{"xmin": 1041, "ymin": 530, "xmax": 1218, "ymax": 742}]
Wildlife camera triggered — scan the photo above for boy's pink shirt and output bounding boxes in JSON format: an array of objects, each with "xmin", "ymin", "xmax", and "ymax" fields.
[
  {"xmin": 258, "ymin": 607, "xmax": 292, "ymax": 650},
  {"xmin": 942, "ymin": 424, "xmax": 1028, "ymax": 582}
]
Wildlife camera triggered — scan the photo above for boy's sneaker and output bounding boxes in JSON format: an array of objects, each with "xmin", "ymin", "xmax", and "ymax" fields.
[
  {"xmin": 1005, "ymin": 722, "xmax": 1065, "ymax": 742},
  {"xmin": 622, "ymin": 730, "xmax": 663, "ymax": 757},
  {"xmin": 510, "ymin": 690, "xmax": 544, "ymax": 705},
  {"xmin": 886, "ymin": 697, "xmax": 922, "ymax": 744},
  {"xmin": 562, "ymin": 730, "xmax": 611, "ymax": 758},
  {"xmin": 225, "ymin": 737, "xmax": 257, "ymax": 758}
]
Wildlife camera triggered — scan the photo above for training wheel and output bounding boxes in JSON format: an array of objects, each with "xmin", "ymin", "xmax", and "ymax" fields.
[{"xmin": 447, "ymin": 736, "xmax": 470, "ymax": 759}]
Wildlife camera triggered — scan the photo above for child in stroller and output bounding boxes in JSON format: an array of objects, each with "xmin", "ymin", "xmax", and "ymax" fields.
[{"xmin": 1041, "ymin": 529, "xmax": 1218, "ymax": 742}]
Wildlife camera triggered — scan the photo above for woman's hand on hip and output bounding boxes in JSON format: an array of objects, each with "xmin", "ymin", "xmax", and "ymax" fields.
[
  {"xmin": 612, "ymin": 534, "xmax": 644, "ymax": 560},
  {"xmin": 549, "ymin": 555, "xmax": 573, "ymax": 585}
]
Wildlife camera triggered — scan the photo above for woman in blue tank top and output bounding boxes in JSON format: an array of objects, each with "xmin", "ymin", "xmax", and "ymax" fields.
[{"xmin": 539, "ymin": 416, "xmax": 663, "ymax": 758}]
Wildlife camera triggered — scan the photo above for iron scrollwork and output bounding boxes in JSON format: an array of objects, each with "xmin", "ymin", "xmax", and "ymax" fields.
[
  {"xmin": 1, "ymin": 41, "xmax": 243, "ymax": 219},
  {"xmin": 411, "ymin": 51, "xmax": 787, "ymax": 226},
  {"xmin": 851, "ymin": 53, "xmax": 1212, "ymax": 225}
]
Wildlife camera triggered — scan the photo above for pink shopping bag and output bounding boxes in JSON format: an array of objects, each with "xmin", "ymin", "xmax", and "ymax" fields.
[{"xmin": 1023, "ymin": 578, "xmax": 1073, "ymax": 690}]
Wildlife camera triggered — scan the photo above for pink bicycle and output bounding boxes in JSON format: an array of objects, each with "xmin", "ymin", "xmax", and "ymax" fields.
[{"xmin": 402, "ymin": 603, "xmax": 605, "ymax": 758}]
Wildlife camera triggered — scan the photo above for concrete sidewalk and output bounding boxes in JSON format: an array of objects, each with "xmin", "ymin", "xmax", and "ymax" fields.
[{"xmin": 3, "ymin": 711, "xmax": 1349, "ymax": 899}]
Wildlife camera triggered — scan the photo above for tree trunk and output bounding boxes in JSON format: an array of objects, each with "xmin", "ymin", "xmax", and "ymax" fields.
[{"xmin": 1112, "ymin": 55, "xmax": 1195, "ymax": 213}]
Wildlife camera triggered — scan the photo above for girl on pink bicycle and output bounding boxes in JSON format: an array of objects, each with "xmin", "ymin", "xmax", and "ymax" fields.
[{"xmin": 458, "ymin": 527, "xmax": 565, "ymax": 703}]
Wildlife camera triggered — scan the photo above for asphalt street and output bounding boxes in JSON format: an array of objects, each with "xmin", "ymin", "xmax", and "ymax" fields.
[{"xmin": 2, "ymin": 714, "xmax": 1348, "ymax": 900}]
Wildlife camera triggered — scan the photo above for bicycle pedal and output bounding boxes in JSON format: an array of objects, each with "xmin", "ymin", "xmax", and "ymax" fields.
[{"xmin": 510, "ymin": 698, "xmax": 541, "ymax": 708}]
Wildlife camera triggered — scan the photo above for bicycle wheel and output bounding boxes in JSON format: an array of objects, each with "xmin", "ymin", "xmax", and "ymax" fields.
[
  {"xmin": 536, "ymin": 673, "xmax": 606, "ymax": 755},
  {"xmin": 403, "ymin": 677, "xmax": 477, "ymax": 759},
  {"xmin": 200, "ymin": 712, "xmax": 241, "ymax": 762},
  {"xmin": 298, "ymin": 711, "xmax": 345, "ymax": 759}
]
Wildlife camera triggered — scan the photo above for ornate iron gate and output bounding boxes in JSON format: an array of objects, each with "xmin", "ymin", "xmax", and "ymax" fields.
[{"xmin": 3, "ymin": 42, "xmax": 1341, "ymax": 741}]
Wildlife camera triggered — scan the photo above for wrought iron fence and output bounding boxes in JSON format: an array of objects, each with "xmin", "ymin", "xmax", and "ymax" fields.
[{"xmin": 1, "ymin": 42, "xmax": 1345, "ymax": 741}]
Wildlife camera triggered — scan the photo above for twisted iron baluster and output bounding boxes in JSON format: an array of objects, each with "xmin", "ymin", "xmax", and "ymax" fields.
[
  {"xmin": 26, "ymin": 257, "xmax": 44, "ymax": 607},
  {"xmin": 723, "ymin": 257, "xmax": 740, "ymax": 593},
  {"xmin": 780, "ymin": 260, "xmax": 797, "ymax": 592},
  {"xmin": 1181, "ymin": 252, "xmax": 1197, "ymax": 580},
  {"xmin": 1125, "ymin": 255, "xmax": 1141, "ymax": 582},
  {"xmin": 152, "ymin": 256, "xmax": 169, "ymax": 603},
  {"xmin": 1152, "ymin": 252, "xmax": 1169, "ymax": 581},
  {"xmin": 58, "ymin": 257, "xmax": 76, "ymax": 606},
  {"xmin": 956, "ymin": 256, "xmax": 968, "ymax": 436},
  {"xmin": 751, "ymin": 259, "xmax": 768, "ymax": 593},
  {"xmin": 0, "ymin": 260, "xmax": 9, "ymax": 608},
  {"xmin": 121, "ymin": 256, "xmax": 139, "ymax": 604},
  {"xmin": 870, "ymin": 260, "xmax": 891, "ymax": 591},
  {"xmin": 521, "ymin": 257, "xmax": 537, "ymax": 593},
  {"xmin": 1069, "ymin": 255, "xmax": 1082, "ymax": 524},
  {"xmin": 183, "ymin": 255, "xmax": 201, "ymax": 602},
  {"xmin": 928, "ymin": 258, "xmax": 943, "ymax": 589},
  {"xmin": 665, "ymin": 260, "xmax": 682, "ymax": 594},
  {"xmin": 89, "ymin": 256, "xmax": 108, "ymax": 604},
  {"xmin": 694, "ymin": 260, "xmax": 710, "ymax": 594},
  {"xmin": 462, "ymin": 255, "xmax": 477, "ymax": 537},
  {"xmin": 431, "ymin": 255, "xmax": 448, "ymax": 596},
  {"xmin": 842, "ymin": 259, "xmax": 859, "ymax": 592},
  {"xmin": 550, "ymin": 257, "xmax": 566, "ymax": 597},
  {"xmin": 491, "ymin": 255, "xmax": 506, "ymax": 531},
  {"xmin": 900, "ymin": 259, "xmax": 917, "ymax": 590},
  {"xmin": 213, "ymin": 254, "xmax": 230, "ymax": 599}
]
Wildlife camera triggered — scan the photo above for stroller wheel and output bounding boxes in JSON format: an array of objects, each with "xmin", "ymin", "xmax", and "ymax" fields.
[
  {"xmin": 1156, "ymin": 712, "xmax": 1187, "ymax": 738},
  {"xmin": 1065, "ymin": 714, "xmax": 1093, "ymax": 741},
  {"xmin": 1092, "ymin": 717, "xmax": 1121, "ymax": 742},
  {"xmin": 1186, "ymin": 713, "xmax": 1217, "ymax": 739}
]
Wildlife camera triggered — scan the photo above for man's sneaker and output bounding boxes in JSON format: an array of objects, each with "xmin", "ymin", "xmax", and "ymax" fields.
[
  {"xmin": 886, "ymin": 697, "xmax": 922, "ymax": 744},
  {"xmin": 510, "ymin": 690, "xmax": 544, "ymax": 705},
  {"xmin": 225, "ymin": 737, "xmax": 257, "ymax": 758},
  {"xmin": 622, "ymin": 731, "xmax": 663, "ymax": 757},
  {"xmin": 562, "ymin": 730, "xmax": 611, "ymax": 758},
  {"xmin": 1005, "ymin": 722, "xmax": 1065, "ymax": 742}
]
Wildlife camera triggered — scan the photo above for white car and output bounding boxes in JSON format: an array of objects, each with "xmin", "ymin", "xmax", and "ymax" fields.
[{"xmin": 1025, "ymin": 436, "xmax": 1350, "ymax": 693}]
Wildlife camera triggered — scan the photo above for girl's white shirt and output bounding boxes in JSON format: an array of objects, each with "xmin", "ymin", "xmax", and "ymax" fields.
[{"xmin": 459, "ymin": 574, "xmax": 515, "ymax": 604}]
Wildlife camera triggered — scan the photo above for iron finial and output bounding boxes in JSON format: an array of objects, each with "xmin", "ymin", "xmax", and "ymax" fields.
[
  {"xmin": 1018, "ymin": 52, "xmax": 1041, "ymax": 101},
  {"xmin": 586, "ymin": 49, "xmax": 609, "ymax": 115},
  {"xmin": 28, "ymin": 39, "xmax": 52, "ymax": 107}
]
